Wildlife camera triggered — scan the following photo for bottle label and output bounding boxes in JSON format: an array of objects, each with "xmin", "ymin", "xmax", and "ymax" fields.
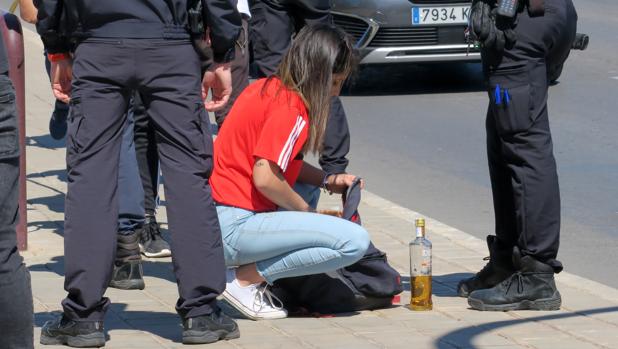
[
  {"xmin": 416, "ymin": 226, "xmax": 423, "ymax": 238},
  {"xmin": 411, "ymin": 247, "xmax": 432, "ymax": 276},
  {"xmin": 420, "ymin": 254, "xmax": 431, "ymax": 275}
]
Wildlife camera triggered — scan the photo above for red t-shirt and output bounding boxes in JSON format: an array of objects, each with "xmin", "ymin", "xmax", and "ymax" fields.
[{"xmin": 211, "ymin": 78, "xmax": 309, "ymax": 212}]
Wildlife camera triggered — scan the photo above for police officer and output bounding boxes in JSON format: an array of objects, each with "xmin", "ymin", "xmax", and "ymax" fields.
[
  {"xmin": 457, "ymin": 0, "xmax": 577, "ymax": 311},
  {"xmin": 35, "ymin": 0, "xmax": 241, "ymax": 346},
  {"xmin": 0, "ymin": 30, "xmax": 34, "ymax": 349},
  {"xmin": 249, "ymin": 0, "xmax": 331, "ymax": 78}
]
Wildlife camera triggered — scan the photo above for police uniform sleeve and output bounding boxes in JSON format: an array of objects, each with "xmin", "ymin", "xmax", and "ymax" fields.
[
  {"xmin": 319, "ymin": 97, "xmax": 350, "ymax": 174},
  {"xmin": 202, "ymin": 0, "xmax": 241, "ymax": 63},
  {"xmin": 34, "ymin": 0, "xmax": 71, "ymax": 54}
]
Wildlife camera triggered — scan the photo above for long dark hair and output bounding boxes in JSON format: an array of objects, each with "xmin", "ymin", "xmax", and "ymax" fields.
[{"xmin": 269, "ymin": 24, "xmax": 357, "ymax": 154}]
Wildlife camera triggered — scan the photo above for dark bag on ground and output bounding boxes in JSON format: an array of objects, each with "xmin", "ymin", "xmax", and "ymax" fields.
[{"xmin": 271, "ymin": 179, "xmax": 403, "ymax": 314}]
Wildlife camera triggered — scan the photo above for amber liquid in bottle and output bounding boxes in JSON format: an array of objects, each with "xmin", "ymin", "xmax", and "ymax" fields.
[{"xmin": 409, "ymin": 218, "xmax": 433, "ymax": 311}]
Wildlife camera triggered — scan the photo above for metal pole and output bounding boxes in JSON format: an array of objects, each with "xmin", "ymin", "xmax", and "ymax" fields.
[{"xmin": 1, "ymin": 10, "xmax": 27, "ymax": 251}]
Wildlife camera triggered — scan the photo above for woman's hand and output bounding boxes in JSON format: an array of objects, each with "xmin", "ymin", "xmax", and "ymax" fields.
[
  {"xmin": 202, "ymin": 62, "xmax": 232, "ymax": 112},
  {"xmin": 50, "ymin": 58, "xmax": 73, "ymax": 104},
  {"xmin": 326, "ymin": 174, "xmax": 364, "ymax": 194}
]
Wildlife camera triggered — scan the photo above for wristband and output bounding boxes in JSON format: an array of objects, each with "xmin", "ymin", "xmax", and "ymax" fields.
[
  {"xmin": 321, "ymin": 172, "xmax": 333, "ymax": 195},
  {"xmin": 47, "ymin": 52, "xmax": 71, "ymax": 63}
]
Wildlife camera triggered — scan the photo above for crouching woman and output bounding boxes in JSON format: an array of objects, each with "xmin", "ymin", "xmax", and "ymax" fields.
[{"xmin": 210, "ymin": 24, "xmax": 369, "ymax": 320}]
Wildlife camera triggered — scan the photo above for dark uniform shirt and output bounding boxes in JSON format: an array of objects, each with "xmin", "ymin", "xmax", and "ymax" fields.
[{"xmin": 34, "ymin": 0, "xmax": 240, "ymax": 62}]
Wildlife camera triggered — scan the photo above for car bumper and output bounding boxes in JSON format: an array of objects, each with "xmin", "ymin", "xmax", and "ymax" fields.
[
  {"xmin": 360, "ymin": 44, "xmax": 480, "ymax": 64},
  {"xmin": 332, "ymin": 8, "xmax": 481, "ymax": 65}
]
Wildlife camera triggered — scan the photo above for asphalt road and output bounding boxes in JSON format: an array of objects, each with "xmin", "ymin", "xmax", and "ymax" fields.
[
  {"xmin": 339, "ymin": 1, "xmax": 618, "ymax": 287},
  {"xmin": 2, "ymin": 1, "xmax": 616, "ymax": 287}
]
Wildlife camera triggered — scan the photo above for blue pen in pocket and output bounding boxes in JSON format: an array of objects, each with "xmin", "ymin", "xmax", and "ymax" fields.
[{"xmin": 494, "ymin": 84, "xmax": 502, "ymax": 105}]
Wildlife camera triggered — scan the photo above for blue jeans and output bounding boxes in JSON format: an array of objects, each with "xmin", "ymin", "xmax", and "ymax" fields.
[
  {"xmin": 117, "ymin": 97, "xmax": 145, "ymax": 234},
  {"xmin": 216, "ymin": 205, "xmax": 370, "ymax": 284},
  {"xmin": 292, "ymin": 182, "xmax": 320, "ymax": 209}
]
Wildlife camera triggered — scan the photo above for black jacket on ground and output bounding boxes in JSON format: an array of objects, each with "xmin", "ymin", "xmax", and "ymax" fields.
[{"xmin": 34, "ymin": 0, "xmax": 240, "ymax": 62}]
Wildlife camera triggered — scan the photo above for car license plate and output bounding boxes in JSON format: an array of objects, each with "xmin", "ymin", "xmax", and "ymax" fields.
[{"xmin": 412, "ymin": 6, "xmax": 471, "ymax": 25}]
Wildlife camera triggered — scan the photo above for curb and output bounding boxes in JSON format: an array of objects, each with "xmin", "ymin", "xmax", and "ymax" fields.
[{"xmin": 361, "ymin": 190, "xmax": 618, "ymax": 303}]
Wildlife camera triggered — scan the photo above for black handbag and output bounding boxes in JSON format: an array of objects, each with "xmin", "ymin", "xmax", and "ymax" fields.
[{"xmin": 271, "ymin": 179, "xmax": 403, "ymax": 314}]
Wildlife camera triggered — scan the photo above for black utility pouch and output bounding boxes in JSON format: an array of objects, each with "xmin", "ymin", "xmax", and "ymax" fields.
[
  {"xmin": 188, "ymin": 0, "xmax": 214, "ymax": 62},
  {"xmin": 0, "ymin": 89, "xmax": 19, "ymax": 160},
  {"xmin": 65, "ymin": 95, "xmax": 86, "ymax": 166}
]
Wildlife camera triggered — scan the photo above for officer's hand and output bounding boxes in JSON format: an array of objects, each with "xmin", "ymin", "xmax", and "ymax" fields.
[
  {"xmin": 470, "ymin": 0, "xmax": 493, "ymax": 43},
  {"xmin": 202, "ymin": 62, "xmax": 232, "ymax": 112},
  {"xmin": 50, "ymin": 59, "xmax": 73, "ymax": 104},
  {"xmin": 470, "ymin": 1, "xmax": 518, "ymax": 51}
]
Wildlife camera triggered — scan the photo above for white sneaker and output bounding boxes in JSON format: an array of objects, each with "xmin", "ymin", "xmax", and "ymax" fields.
[{"xmin": 222, "ymin": 269, "xmax": 288, "ymax": 320}]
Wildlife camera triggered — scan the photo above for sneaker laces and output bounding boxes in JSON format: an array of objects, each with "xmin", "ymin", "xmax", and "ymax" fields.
[
  {"xmin": 145, "ymin": 219, "xmax": 162, "ymax": 241},
  {"xmin": 253, "ymin": 284, "xmax": 284, "ymax": 312}
]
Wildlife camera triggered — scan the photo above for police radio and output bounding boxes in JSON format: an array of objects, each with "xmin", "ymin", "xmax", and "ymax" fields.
[{"xmin": 496, "ymin": 0, "xmax": 519, "ymax": 18}]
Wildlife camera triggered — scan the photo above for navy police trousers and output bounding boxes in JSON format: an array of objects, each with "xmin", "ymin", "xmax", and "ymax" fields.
[
  {"xmin": 62, "ymin": 39, "xmax": 225, "ymax": 320},
  {"xmin": 483, "ymin": 0, "xmax": 577, "ymax": 272}
]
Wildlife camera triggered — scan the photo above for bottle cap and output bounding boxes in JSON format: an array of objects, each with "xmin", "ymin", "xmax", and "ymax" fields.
[{"xmin": 415, "ymin": 218, "xmax": 425, "ymax": 227}]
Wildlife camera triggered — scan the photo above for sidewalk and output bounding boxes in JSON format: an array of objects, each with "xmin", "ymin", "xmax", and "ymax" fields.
[{"xmin": 18, "ymin": 27, "xmax": 618, "ymax": 349}]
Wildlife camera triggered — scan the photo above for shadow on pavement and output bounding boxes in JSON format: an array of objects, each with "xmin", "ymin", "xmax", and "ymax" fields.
[
  {"xmin": 26, "ymin": 171, "xmax": 67, "ymax": 215},
  {"xmin": 433, "ymin": 273, "xmax": 474, "ymax": 287},
  {"xmin": 29, "ymin": 255, "xmax": 65, "ymax": 276},
  {"xmin": 26, "ymin": 134, "xmax": 65, "ymax": 150},
  {"xmin": 400, "ymin": 273, "xmax": 473, "ymax": 296},
  {"xmin": 434, "ymin": 306, "xmax": 618, "ymax": 349},
  {"xmin": 342, "ymin": 62, "xmax": 485, "ymax": 97},
  {"xmin": 28, "ymin": 255, "xmax": 177, "ymax": 284},
  {"xmin": 27, "ymin": 192, "xmax": 65, "ymax": 214},
  {"xmin": 27, "ymin": 169, "xmax": 67, "ymax": 182},
  {"xmin": 27, "ymin": 219, "xmax": 63, "ymax": 234}
]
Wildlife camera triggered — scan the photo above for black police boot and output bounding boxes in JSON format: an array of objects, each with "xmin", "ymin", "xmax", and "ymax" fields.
[
  {"xmin": 40, "ymin": 314, "xmax": 105, "ymax": 347},
  {"xmin": 457, "ymin": 235, "xmax": 515, "ymax": 297},
  {"xmin": 109, "ymin": 231, "xmax": 145, "ymax": 290},
  {"xmin": 468, "ymin": 247, "xmax": 561, "ymax": 311},
  {"xmin": 182, "ymin": 309, "xmax": 240, "ymax": 344}
]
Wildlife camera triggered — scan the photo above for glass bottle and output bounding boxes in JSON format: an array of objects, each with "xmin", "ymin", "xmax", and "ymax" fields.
[{"xmin": 409, "ymin": 218, "xmax": 432, "ymax": 311}]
